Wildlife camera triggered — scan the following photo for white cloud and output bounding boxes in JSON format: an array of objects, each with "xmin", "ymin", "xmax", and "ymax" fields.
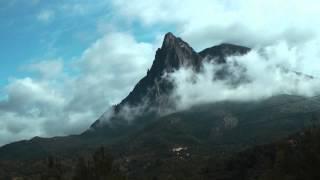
[
  {"xmin": 169, "ymin": 40, "xmax": 320, "ymax": 110},
  {"xmin": 0, "ymin": 32, "xmax": 155, "ymax": 146},
  {"xmin": 37, "ymin": 9, "xmax": 55, "ymax": 23},
  {"xmin": 78, "ymin": 31, "xmax": 154, "ymax": 104},
  {"xmin": 111, "ymin": 0, "xmax": 320, "ymax": 50}
]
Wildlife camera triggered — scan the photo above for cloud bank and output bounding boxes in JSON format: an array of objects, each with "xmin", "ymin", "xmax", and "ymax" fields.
[
  {"xmin": 112, "ymin": 0, "xmax": 320, "ymax": 49},
  {"xmin": 0, "ymin": 32, "xmax": 154, "ymax": 146},
  {"xmin": 169, "ymin": 40, "xmax": 320, "ymax": 110}
]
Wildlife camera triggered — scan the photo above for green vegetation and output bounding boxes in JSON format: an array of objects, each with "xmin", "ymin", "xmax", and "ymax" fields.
[
  {"xmin": 1, "ymin": 95, "xmax": 320, "ymax": 179},
  {"xmin": 202, "ymin": 127, "xmax": 320, "ymax": 180},
  {"xmin": 0, "ymin": 147, "xmax": 125, "ymax": 180},
  {"xmin": 2, "ymin": 127, "xmax": 320, "ymax": 179},
  {"xmin": 73, "ymin": 147, "xmax": 125, "ymax": 180}
]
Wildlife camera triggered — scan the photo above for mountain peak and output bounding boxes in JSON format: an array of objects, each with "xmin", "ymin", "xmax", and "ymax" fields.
[
  {"xmin": 164, "ymin": 32, "xmax": 176, "ymax": 40},
  {"xmin": 154, "ymin": 32, "xmax": 202, "ymax": 73},
  {"xmin": 162, "ymin": 32, "xmax": 178, "ymax": 47},
  {"xmin": 199, "ymin": 43, "xmax": 250, "ymax": 63},
  {"xmin": 110, "ymin": 32, "xmax": 202, "ymax": 109}
]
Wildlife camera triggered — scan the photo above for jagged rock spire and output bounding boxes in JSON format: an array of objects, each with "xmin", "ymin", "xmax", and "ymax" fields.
[
  {"xmin": 111, "ymin": 32, "xmax": 202, "ymax": 109},
  {"xmin": 92, "ymin": 32, "xmax": 251, "ymax": 127},
  {"xmin": 149, "ymin": 32, "xmax": 202, "ymax": 77},
  {"xmin": 162, "ymin": 32, "xmax": 177, "ymax": 48}
]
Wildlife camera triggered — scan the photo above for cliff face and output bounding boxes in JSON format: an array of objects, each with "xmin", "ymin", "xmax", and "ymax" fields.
[{"xmin": 117, "ymin": 33, "xmax": 202, "ymax": 108}]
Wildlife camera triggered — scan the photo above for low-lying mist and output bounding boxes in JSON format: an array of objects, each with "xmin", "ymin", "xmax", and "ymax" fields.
[
  {"xmin": 169, "ymin": 41, "xmax": 320, "ymax": 111},
  {"xmin": 98, "ymin": 40, "xmax": 320, "ymax": 126}
]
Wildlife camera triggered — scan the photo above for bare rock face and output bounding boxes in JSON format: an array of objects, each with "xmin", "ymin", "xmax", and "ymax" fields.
[
  {"xmin": 199, "ymin": 43, "xmax": 250, "ymax": 63},
  {"xmin": 118, "ymin": 33, "xmax": 202, "ymax": 107},
  {"xmin": 151, "ymin": 32, "xmax": 202, "ymax": 73}
]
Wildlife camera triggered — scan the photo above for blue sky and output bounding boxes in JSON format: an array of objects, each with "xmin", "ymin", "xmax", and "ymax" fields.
[
  {"xmin": 1, "ymin": 0, "xmax": 320, "ymax": 146},
  {"xmin": 0, "ymin": 0, "xmax": 174, "ymax": 145},
  {"xmin": 0, "ymin": 0, "xmax": 172, "ymax": 87},
  {"xmin": 0, "ymin": 1, "xmax": 104, "ymax": 85}
]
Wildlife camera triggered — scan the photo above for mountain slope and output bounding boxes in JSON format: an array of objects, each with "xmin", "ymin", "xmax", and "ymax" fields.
[{"xmin": 1, "ymin": 94, "xmax": 319, "ymax": 161}]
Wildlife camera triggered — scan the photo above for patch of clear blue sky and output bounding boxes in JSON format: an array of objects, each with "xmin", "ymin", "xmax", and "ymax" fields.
[
  {"xmin": 0, "ymin": 1, "xmax": 100, "ymax": 84},
  {"xmin": 0, "ymin": 1, "xmax": 175, "ymax": 88}
]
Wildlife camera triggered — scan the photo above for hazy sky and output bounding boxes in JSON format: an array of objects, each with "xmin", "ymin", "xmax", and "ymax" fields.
[{"xmin": 1, "ymin": 0, "xmax": 320, "ymax": 146}]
